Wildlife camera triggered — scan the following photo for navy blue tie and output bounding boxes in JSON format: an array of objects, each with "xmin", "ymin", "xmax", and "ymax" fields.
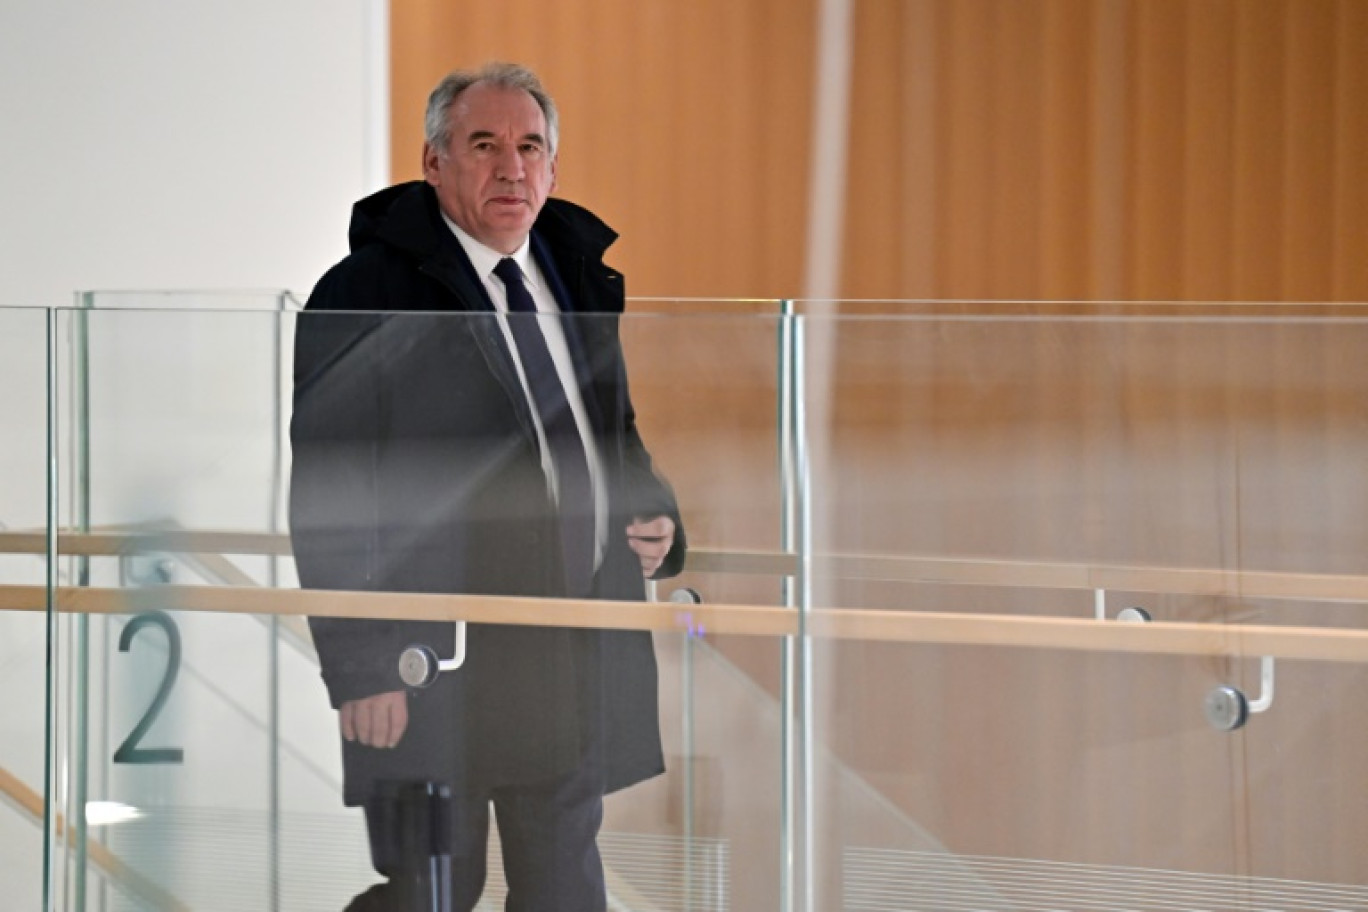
[{"xmin": 493, "ymin": 257, "xmax": 595, "ymax": 597}]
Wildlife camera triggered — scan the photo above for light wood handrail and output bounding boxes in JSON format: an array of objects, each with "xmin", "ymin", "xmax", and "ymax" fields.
[
  {"xmin": 5, "ymin": 529, "xmax": 1368, "ymax": 603},
  {"xmin": 0, "ymin": 767, "xmax": 190, "ymax": 911},
  {"xmin": 0, "ymin": 530, "xmax": 293, "ymax": 558},
  {"xmin": 4, "ymin": 583, "xmax": 1368, "ymax": 664}
]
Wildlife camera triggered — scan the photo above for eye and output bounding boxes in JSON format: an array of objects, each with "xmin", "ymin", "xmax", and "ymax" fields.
[{"xmin": 519, "ymin": 142, "xmax": 544, "ymax": 156}]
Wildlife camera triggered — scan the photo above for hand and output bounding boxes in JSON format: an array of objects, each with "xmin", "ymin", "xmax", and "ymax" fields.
[
  {"xmin": 339, "ymin": 690, "xmax": 408, "ymax": 748},
  {"xmin": 626, "ymin": 515, "xmax": 675, "ymax": 578}
]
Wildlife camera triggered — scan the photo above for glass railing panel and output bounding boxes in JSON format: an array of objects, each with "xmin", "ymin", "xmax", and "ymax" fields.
[
  {"xmin": 44, "ymin": 303, "xmax": 790, "ymax": 910},
  {"xmin": 614, "ymin": 303, "xmax": 790, "ymax": 911},
  {"xmin": 0, "ymin": 307, "xmax": 53, "ymax": 911},
  {"xmin": 802, "ymin": 309, "xmax": 1368, "ymax": 909},
  {"xmin": 48, "ymin": 303, "xmax": 291, "ymax": 911},
  {"xmin": 1201, "ymin": 315, "xmax": 1368, "ymax": 899}
]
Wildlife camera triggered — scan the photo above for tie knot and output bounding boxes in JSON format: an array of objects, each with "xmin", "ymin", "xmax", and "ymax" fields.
[
  {"xmin": 494, "ymin": 258, "xmax": 537, "ymax": 314},
  {"xmin": 494, "ymin": 257, "xmax": 523, "ymax": 287}
]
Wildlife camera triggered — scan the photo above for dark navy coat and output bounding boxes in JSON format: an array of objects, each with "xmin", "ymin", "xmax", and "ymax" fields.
[{"xmin": 289, "ymin": 181, "xmax": 684, "ymax": 804}]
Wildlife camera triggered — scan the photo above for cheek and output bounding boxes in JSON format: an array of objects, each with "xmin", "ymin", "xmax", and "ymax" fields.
[{"xmin": 458, "ymin": 175, "xmax": 488, "ymax": 205}]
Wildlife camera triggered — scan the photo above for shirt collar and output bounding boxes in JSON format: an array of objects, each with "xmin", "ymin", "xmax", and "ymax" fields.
[{"xmin": 440, "ymin": 213, "xmax": 539, "ymax": 290}]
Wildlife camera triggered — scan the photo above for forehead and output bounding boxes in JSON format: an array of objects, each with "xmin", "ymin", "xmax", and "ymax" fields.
[{"xmin": 449, "ymin": 83, "xmax": 547, "ymax": 138}]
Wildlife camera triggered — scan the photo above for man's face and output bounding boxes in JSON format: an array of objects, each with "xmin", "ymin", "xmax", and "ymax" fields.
[{"xmin": 423, "ymin": 82, "xmax": 558, "ymax": 255}]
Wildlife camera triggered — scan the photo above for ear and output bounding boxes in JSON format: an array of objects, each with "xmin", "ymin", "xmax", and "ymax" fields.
[
  {"xmin": 421, "ymin": 142, "xmax": 442, "ymax": 186},
  {"xmin": 549, "ymin": 153, "xmax": 558, "ymax": 194}
]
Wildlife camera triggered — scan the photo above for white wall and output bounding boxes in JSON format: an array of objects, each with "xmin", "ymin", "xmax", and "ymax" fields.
[
  {"xmin": 0, "ymin": 1, "xmax": 382, "ymax": 906},
  {"xmin": 0, "ymin": 0, "xmax": 381, "ymax": 307}
]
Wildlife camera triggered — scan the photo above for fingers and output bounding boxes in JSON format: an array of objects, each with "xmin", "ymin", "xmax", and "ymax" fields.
[
  {"xmin": 628, "ymin": 538, "xmax": 667, "ymax": 576},
  {"xmin": 340, "ymin": 691, "xmax": 409, "ymax": 748},
  {"xmin": 351, "ymin": 699, "xmax": 385, "ymax": 746},
  {"xmin": 340, "ymin": 700, "xmax": 358, "ymax": 742},
  {"xmin": 627, "ymin": 515, "xmax": 675, "ymax": 577},
  {"xmin": 626, "ymin": 515, "xmax": 674, "ymax": 541}
]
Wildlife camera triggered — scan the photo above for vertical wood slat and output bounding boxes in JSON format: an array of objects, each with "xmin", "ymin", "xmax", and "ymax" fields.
[
  {"xmin": 1282, "ymin": 0, "xmax": 1338, "ymax": 302},
  {"xmin": 1182, "ymin": 0, "xmax": 1236, "ymax": 300},
  {"xmin": 989, "ymin": 0, "xmax": 1045, "ymax": 299},
  {"xmin": 1130, "ymin": 0, "xmax": 1187, "ymax": 300},
  {"xmin": 1090, "ymin": 0, "xmax": 1130, "ymax": 301},
  {"xmin": 1231, "ymin": 0, "xmax": 1287, "ymax": 300},
  {"xmin": 900, "ymin": 0, "xmax": 938, "ymax": 298},
  {"xmin": 938, "ymin": 0, "xmax": 995, "ymax": 300},
  {"xmin": 1041, "ymin": 0, "xmax": 1093, "ymax": 300},
  {"xmin": 1334, "ymin": 0, "xmax": 1368, "ymax": 301},
  {"xmin": 842, "ymin": 0, "xmax": 905, "ymax": 299}
]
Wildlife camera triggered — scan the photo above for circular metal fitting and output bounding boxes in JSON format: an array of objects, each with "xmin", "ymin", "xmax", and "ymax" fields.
[
  {"xmin": 1116, "ymin": 606, "xmax": 1152, "ymax": 623},
  {"xmin": 125, "ymin": 554, "xmax": 176, "ymax": 585},
  {"xmin": 1204, "ymin": 684, "xmax": 1250, "ymax": 731},
  {"xmin": 669, "ymin": 587, "xmax": 703, "ymax": 605},
  {"xmin": 398, "ymin": 645, "xmax": 439, "ymax": 689}
]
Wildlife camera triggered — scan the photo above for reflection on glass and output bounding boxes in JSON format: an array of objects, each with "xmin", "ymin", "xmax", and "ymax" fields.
[
  {"xmin": 290, "ymin": 307, "xmax": 689, "ymax": 909},
  {"xmin": 38, "ymin": 304, "xmax": 788, "ymax": 910},
  {"xmin": 804, "ymin": 313, "xmax": 1368, "ymax": 910},
  {"xmin": 9, "ymin": 301, "xmax": 1367, "ymax": 911}
]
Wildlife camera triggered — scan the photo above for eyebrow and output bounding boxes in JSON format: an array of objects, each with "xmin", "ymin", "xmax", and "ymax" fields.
[{"xmin": 466, "ymin": 130, "xmax": 548, "ymax": 147}]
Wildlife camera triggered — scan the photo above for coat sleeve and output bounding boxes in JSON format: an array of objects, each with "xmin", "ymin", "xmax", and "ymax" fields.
[
  {"xmin": 611, "ymin": 339, "xmax": 688, "ymax": 580},
  {"xmin": 289, "ymin": 266, "xmax": 413, "ymax": 707},
  {"xmin": 569, "ymin": 259, "xmax": 689, "ymax": 582}
]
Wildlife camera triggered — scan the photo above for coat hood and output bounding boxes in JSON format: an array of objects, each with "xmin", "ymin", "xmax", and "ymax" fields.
[{"xmin": 347, "ymin": 181, "xmax": 618, "ymax": 263}]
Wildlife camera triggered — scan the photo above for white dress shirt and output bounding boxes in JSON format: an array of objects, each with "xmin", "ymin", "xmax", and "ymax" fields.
[{"xmin": 443, "ymin": 214, "xmax": 607, "ymax": 567}]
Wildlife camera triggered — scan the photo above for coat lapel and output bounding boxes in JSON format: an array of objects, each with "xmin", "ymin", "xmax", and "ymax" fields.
[{"xmin": 418, "ymin": 235, "xmax": 541, "ymax": 450}]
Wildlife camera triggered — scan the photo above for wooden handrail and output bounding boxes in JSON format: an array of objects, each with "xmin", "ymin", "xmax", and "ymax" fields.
[
  {"xmin": 4, "ymin": 529, "xmax": 1368, "ymax": 603},
  {"xmin": 0, "ymin": 767, "xmax": 190, "ymax": 911},
  {"xmin": 4, "ymin": 583, "xmax": 1368, "ymax": 664},
  {"xmin": 0, "ymin": 530, "xmax": 293, "ymax": 558}
]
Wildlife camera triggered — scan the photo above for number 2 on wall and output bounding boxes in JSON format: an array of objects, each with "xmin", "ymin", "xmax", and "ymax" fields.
[{"xmin": 113, "ymin": 611, "xmax": 185, "ymax": 765}]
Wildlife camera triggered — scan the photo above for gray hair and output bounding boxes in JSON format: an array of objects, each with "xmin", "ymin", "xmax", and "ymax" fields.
[{"xmin": 424, "ymin": 62, "xmax": 560, "ymax": 156}]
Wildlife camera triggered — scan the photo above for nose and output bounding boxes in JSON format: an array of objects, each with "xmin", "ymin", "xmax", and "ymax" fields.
[{"xmin": 494, "ymin": 145, "xmax": 524, "ymax": 182}]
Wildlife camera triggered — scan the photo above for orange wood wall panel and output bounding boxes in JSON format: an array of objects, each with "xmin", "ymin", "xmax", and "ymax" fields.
[
  {"xmin": 392, "ymin": 1, "xmax": 1366, "ymax": 303},
  {"xmin": 835, "ymin": 0, "xmax": 1366, "ymax": 303}
]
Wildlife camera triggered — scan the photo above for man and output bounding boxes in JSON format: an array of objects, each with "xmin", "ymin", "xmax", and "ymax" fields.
[{"xmin": 289, "ymin": 62, "xmax": 685, "ymax": 911}]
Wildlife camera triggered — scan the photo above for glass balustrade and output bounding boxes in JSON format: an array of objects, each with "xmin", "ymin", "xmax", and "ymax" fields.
[
  {"xmin": 41, "ymin": 301, "xmax": 795, "ymax": 911},
  {"xmin": 798, "ymin": 304, "xmax": 1368, "ymax": 911},
  {"xmin": 0, "ymin": 298, "xmax": 1365, "ymax": 910}
]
